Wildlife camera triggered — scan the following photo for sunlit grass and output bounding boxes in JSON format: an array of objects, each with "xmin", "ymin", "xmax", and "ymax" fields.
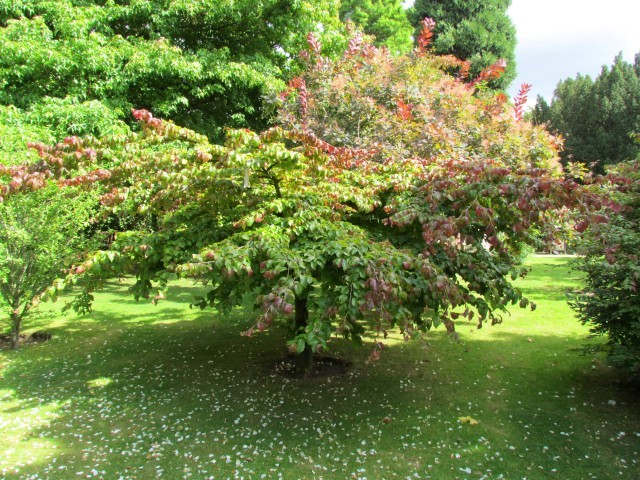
[{"xmin": 1, "ymin": 256, "xmax": 639, "ymax": 479}]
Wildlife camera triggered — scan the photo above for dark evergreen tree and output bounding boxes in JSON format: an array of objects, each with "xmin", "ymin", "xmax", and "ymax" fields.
[
  {"xmin": 590, "ymin": 54, "xmax": 640, "ymax": 169},
  {"xmin": 529, "ymin": 95, "xmax": 550, "ymax": 126},
  {"xmin": 408, "ymin": 0, "xmax": 516, "ymax": 90},
  {"xmin": 532, "ymin": 54, "xmax": 640, "ymax": 172}
]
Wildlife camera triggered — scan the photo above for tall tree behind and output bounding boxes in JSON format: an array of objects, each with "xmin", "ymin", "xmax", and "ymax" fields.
[
  {"xmin": 532, "ymin": 54, "xmax": 640, "ymax": 172},
  {"xmin": 339, "ymin": 0, "xmax": 414, "ymax": 54},
  {"xmin": 408, "ymin": 0, "xmax": 516, "ymax": 90},
  {"xmin": 0, "ymin": 0, "xmax": 346, "ymax": 143}
]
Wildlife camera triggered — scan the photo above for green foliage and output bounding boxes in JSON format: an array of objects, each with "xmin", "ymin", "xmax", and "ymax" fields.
[
  {"xmin": 0, "ymin": 105, "xmax": 54, "ymax": 165},
  {"xmin": 26, "ymin": 97, "xmax": 130, "ymax": 139},
  {"xmin": 532, "ymin": 54, "xmax": 640, "ymax": 172},
  {"xmin": 0, "ymin": 0, "xmax": 346, "ymax": 142},
  {"xmin": 0, "ymin": 186, "xmax": 95, "ymax": 348},
  {"xmin": 408, "ymin": 0, "xmax": 517, "ymax": 90},
  {"xmin": 339, "ymin": 0, "xmax": 413, "ymax": 54},
  {"xmin": 529, "ymin": 94, "xmax": 550, "ymax": 125},
  {"xmin": 570, "ymin": 159, "xmax": 640, "ymax": 373}
]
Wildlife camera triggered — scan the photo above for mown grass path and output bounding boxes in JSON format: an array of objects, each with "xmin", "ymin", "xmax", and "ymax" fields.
[{"xmin": 1, "ymin": 256, "xmax": 639, "ymax": 479}]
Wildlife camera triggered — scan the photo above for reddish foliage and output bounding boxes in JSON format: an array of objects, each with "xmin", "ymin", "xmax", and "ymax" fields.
[
  {"xmin": 346, "ymin": 31, "xmax": 364, "ymax": 58},
  {"xmin": 417, "ymin": 17, "xmax": 436, "ymax": 52},
  {"xmin": 306, "ymin": 32, "xmax": 321, "ymax": 56},
  {"xmin": 458, "ymin": 60, "xmax": 471, "ymax": 80},
  {"xmin": 469, "ymin": 59, "xmax": 507, "ymax": 87},
  {"xmin": 288, "ymin": 77, "xmax": 309, "ymax": 128},
  {"xmin": 396, "ymin": 99, "xmax": 413, "ymax": 121},
  {"xmin": 513, "ymin": 83, "xmax": 532, "ymax": 122}
]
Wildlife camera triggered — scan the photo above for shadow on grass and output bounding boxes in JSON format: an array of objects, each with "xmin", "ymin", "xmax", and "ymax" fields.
[
  {"xmin": 2, "ymin": 269, "xmax": 640, "ymax": 479},
  {"xmin": 3, "ymin": 316, "xmax": 640, "ymax": 479},
  {"xmin": 96, "ymin": 278, "xmax": 215, "ymax": 305}
]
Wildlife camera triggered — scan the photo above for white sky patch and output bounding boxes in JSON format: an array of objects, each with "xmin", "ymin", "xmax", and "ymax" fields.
[
  {"xmin": 511, "ymin": 0, "xmax": 639, "ymax": 46},
  {"xmin": 508, "ymin": 0, "xmax": 640, "ymax": 105}
]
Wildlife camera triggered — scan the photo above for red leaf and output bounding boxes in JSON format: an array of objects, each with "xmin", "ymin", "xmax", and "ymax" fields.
[
  {"xmin": 470, "ymin": 59, "xmax": 507, "ymax": 87},
  {"xmin": 306, "ymin": 32, "xmax": 321, "ymax": 55},
  {"xmin": 396, "ymin": 99, "xmax": 413, "ymax": 121},
  {"xmin": 417, "ymin": 18, "xmax": 436, "ymax": 51},
  {"xmin": 513, "ymin": 83, "xmax": 532, "ymax": 122},
  {"xmin": 574, "ymin": 219, "xmax": 589, "ymax": 233}
]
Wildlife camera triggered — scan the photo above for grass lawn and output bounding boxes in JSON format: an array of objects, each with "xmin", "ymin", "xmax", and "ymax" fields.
[{"xmin": 1, "ymin": 255, "xmax": 639, "ymax": 479}]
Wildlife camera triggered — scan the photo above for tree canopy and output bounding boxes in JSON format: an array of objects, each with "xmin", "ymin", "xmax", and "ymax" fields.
[
  {"xmin": 1, "ymin": 28, "xmax": 601, "ymax": 374},
  {"xmin": 0, "ymin": 0, "xmax": 346, "ymax": 143},
  {"xmin": 408, "ymin": 0, "xmax": 516, "ymax": 90},
  {"xmin": 339, "ymin": 0, "xmax": 414, "ymax": 54},
  {"xmin": 532, "ymin": 53, "xmax": 640, "ymax": 172}
]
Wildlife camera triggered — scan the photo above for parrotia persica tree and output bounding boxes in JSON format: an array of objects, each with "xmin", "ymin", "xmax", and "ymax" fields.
[
  {"xmin": 408, "ymin": 0, "xmax": 517, "ymax": 90},
  {"xmin": 1, "ymin": 25, "xmax": 605, "ymax": 374},
  {"xmin": 339, "ymin": 0, "xmax": 414, "ymax": 54},
  {"xmin": 0, "ymin": 0, "xmax": 346, "ymax": 142}
]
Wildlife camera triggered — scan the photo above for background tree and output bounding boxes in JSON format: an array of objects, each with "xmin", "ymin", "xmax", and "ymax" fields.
[
  {"xmin": 0, "ymin": 187, "xmax": 94, "ymax": 349},
  {"xmin": 570, "ymin": 159, "xmax": 640, "ymax": 373},
  {"xmin": 532, "ymin": 54, "xmax": 640, "ymax": 173},
  {"xmin": 0, "ymin": 85, "xmax": 102, "ymax": 350},
  {"xmin": 408, "ymin": 0, "xmax": 516, "ymax": 90},
  {"xmin": 528, "ymin": 94, "xmax": 551, "ymax": 126},
  {"xmin": 339, "ymin": 0, "xmax": 413, "ymax": 54},
  {"xmin": 2, "ymin": 31, "xmax": 594, "ymax": 375},
  {"xmin": 0, "ymin": 0, "xmax": 346, "ymax": 143}
]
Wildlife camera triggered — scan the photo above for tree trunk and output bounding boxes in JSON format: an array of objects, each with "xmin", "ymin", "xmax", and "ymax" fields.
[
  {"xmin": 294, "ymin": 296, "xmax": 314, "ymax": 377},
  {"xmin": 10, "ymin": 312, "xmax": 21, "ymax": 350}
]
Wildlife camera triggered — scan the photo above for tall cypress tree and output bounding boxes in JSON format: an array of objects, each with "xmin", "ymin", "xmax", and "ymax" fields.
[{"xmin": 408, "ymin": 0, "xmax": 516, "ymax": 90}]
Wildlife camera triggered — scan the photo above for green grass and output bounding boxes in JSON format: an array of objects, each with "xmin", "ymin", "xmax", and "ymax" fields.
[{"xmin": 1, "ymin": 255, "xmax": 639, "ymax": 479}]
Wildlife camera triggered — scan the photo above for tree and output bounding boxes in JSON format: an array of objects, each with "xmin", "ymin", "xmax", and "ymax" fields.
[
  {"xmin": 570, "ymin": 159, "xmax": 640, "ymax": 373},
  {"xmin": 408, "ymin": 0, "xmax": 516, "ymax": 90},
  {"xmin": 0, "ymin": 187, "xmax": 94, "ymax": 349},
  {"xmin": 528, "ymin": 95, "xmax": 550, "ymax": 126},
  {"xmin": 0, "ymin": 0, "xmax": 346, "ymax": 143},
  {"xmin": 590, "ymin": 55, "xmax": 640, "ymax": 168},
  {"xmin": 339, "ymin": 0, "xmax": 413, "ymax": 54},
  {"xmin": 532, "ymin": 54, "xmax": 640, "ymax": 172},
  {"xmin": 2, "ymin": 30, "xmax": 595, "ymax": 374}
]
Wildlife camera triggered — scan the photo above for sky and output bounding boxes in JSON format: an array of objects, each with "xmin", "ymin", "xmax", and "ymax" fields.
[{"xmin": 508, "ymin": 0, "xmax": 640, "ymax": 105}]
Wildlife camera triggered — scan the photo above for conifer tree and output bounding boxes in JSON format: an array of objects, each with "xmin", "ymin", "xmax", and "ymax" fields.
[
  {"xmin": 408, "ymin": 0, "xmax": 516, "ymax": 90},
  {"xmin": 532, "ymin": 54, "xmax": 640, "ymax": 172}
]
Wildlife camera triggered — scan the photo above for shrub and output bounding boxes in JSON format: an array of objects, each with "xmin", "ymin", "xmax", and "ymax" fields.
[{"xmin": 570, "ymin": 159, "xmax": 640, "ymax": 373}]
